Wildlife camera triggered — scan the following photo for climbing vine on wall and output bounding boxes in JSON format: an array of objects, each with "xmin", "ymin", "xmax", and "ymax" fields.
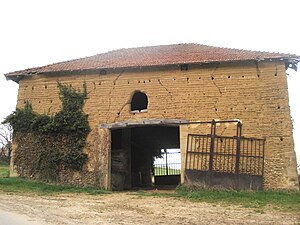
[{"xmin": 3, "ymin": 82, "xmax": 90, "ymax": 182}]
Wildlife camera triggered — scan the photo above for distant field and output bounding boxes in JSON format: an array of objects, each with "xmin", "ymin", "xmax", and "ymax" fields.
[{"xmin": 154, "ymin": 167, "xmax": 180, "ymax": 176}]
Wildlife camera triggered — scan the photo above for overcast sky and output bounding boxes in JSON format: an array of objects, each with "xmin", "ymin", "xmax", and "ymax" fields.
[{"xmin": 0, "ymin": 0, "xmax": 299, "ymax": 164}]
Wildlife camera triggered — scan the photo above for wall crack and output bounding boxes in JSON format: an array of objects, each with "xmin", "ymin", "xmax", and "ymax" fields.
[
  {"xmin": 106, "ymin": 70, "xmax": 125, "ymax": 122},
  {"xmin": 210, "ymin": 66, "xmax": 223, "ymax": 119},
  {"xmin": 158, "ymin": 79, "xmax": 172, "ymax": 98},
  {"xmin": 158, "ymin": 79, "xmax": 177, "ymax": 117},
  {"xmin": 114, "ymin": 101, "xmax": 130, "ymax": 122}
]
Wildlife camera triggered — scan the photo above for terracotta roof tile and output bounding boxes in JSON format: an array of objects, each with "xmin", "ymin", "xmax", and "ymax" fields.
[{"xmin": 5, "ymin": 43, "xmax": 299, "ymax": 80}]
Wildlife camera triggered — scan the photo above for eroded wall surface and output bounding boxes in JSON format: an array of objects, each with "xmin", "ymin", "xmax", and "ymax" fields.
[{"xmin": 13, "ymin": 61, "xmax": 299, "ymax": 189}]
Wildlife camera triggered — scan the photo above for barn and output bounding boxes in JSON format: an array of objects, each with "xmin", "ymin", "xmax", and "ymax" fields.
[{"xmin": 5, "ymin": 44, "xmax": 299, "ymax": 190}]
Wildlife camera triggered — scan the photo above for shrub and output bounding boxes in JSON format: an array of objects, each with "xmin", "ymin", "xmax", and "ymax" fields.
[{"xmin": 3, "ymin": 82, "xmax": 90, "ymax": 182}]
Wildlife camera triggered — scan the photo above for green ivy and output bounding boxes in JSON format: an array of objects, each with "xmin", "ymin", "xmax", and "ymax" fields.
[{"xmin": 3, "ymin": 82, "xmax": 90, "ymax": 182}]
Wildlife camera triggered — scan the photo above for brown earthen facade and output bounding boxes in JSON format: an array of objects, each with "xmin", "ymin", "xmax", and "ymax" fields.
[{"xmin": 11, "ymin": 59, "xmax": 298, "ymax": 190}]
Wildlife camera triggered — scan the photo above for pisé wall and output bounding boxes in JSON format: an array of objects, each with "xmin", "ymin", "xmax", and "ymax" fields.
[{"xmin": 12, "ymin": 60, "xmax": 299, "ymax": 190}]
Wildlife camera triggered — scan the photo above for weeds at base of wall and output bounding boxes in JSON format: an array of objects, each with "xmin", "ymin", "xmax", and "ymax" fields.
[
  {"xmin": 136, "ymin": 185, "xmax": 300, "ymax": 212},
  {"xmin": 175, "ymin": 185, "xmax": 300, "ymax": 212},
  {"xmin": 3, "ymin": 82, "xmax": 90, "ymax": 182},
  {"xmin": 0, "ymin": 177, "xmax": 110, "ymax": 195}
]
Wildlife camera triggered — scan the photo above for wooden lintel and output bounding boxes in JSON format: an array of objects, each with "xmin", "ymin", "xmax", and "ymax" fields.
[{"xmin": 99, "ymin": 119, "xmax": 190, "ymax": 129}]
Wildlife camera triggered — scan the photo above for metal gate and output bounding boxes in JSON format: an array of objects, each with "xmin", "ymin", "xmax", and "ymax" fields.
[
  {"xmin": 154, "ymin": 149, "xmax": 181, "ymax": 176},
  {"xmin": 185, "ymin": 120, "xmax": 265, "ymax": 190},
  {"xmin": 154, "ymin": 149, "xmax": 181, "ymax": 185}
]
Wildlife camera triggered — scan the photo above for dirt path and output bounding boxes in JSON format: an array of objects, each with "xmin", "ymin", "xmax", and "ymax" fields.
[{"xmin": 0, "ymin": 191, "xmax": 299, "ymax": 225}]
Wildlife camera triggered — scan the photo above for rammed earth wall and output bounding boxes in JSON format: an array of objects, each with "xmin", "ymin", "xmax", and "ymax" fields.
[{"xmin": 12, "ymin": 60, "xmax": 299, "ymax": 190}]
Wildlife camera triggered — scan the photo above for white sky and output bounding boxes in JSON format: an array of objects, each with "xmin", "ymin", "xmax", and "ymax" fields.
[{"xmin": 0, "ymin": 0, "xmax": 299, "ymax": 165}]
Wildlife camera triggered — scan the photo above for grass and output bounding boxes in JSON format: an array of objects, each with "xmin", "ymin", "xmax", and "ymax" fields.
[
  {"xmin": 0, "ymin": 159, "xmax": 9, "ymax": 167},
  {"xmin": 176, "ymin": 186, "xmax": 300, "ymax": 211},
  {"xmin": 154, "ymin": 167, "xmax": 180, "ymax": 176},
  {"xmin": 0, "ymin": 177, "xmax": 110, "ymax": 195},
  {"xmin": 0, "ymin": 160, "xmax": 109, "ymax": 195},
  {"xmin": 1, "ymin": 159, "xmax": 298, "ymax": 212},
  {"xmin": 0, "ymin": 167, "xmax": 9, "ymax": 178},
  {"xmin": 137, "ymin": 185, "xmax": 300, "ymax": 213},
  {"xmin": 0, "ymin": 159, "xmax": 10, "ymax": 178}
]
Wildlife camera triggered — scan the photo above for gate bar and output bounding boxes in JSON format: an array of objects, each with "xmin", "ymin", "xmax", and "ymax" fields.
[
  {"xmin": 235, "ymin": 122, "xmax": 242, "ymax": 189},
  {"xmin": 208, "ymin": 120, "xmax": 217, "ymax": 185}
]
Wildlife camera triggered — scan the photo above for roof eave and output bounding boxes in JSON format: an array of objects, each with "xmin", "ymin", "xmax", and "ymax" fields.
[
  {"xmin": 5, "ymin": 56, "xmax": 300, "ymax": 83},
  {"xmin": 5, "ymin": 74, "xmax": 25, "ymax": 83}
]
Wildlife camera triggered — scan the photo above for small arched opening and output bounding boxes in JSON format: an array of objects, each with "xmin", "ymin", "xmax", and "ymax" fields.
[{"xmin": 131, "ymin": 91, "xmax": 148, "ymax": 112}]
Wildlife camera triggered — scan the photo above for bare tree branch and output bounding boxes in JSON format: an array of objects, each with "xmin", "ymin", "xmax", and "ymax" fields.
[{"xmin": 0, "ymin": 124, "xmax": 13, "ymax": 158}]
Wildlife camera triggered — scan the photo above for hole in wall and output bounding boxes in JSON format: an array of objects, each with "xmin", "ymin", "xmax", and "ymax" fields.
[
  {"xmin": 280, "ymin": 137, "xmax": 283, "ymax": 141},
  {"xmin": 278, "ymin": 106, "xmax": 281, "ymax": 109},
  {"xmin": 211, "ymin": 77, "xmax": 214, "ymax": 80},
  {"xmin": 32, "ymin": 86, "xmax": 34, "ymax": 90},
  {"xmin": 228, "ymin": 76, "xmax": 231, "ymax": 78},
  {"xmin": 45, "ymin": 85, "xmax": 47, "ymax": 89},
  {"xmin": 100, "ymin": 69, "xmax": 107, "ymax": 75},
  {"xmin": 242, "ymin": 76, "xmax": 245, "ymax": 78},
  {"xmin": 180, "ymin": 64, "xmax": 188, "ymax": 71},
  {"xmin": 131, "ymin": 91, "xmax": 148, "ymax": 112}
]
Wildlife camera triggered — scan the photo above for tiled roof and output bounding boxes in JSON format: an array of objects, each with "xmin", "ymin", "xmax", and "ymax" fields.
[{"xmin": 5, "ymin": 43, "xmax": 299, "ymax": 80}]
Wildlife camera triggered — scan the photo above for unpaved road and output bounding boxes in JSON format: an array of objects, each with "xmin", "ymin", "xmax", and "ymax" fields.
[{"xmin": 0, "ymin": 191, "xmax": 299, "ymax": 225}]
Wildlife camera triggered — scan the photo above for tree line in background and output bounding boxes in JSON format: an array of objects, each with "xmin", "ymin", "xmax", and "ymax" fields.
[{"xmin": 0, "ymin": 123, "xmax": 12, "ymax": 161}]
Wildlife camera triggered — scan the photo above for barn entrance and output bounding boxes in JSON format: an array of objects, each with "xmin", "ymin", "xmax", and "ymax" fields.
[{"xmin": 110, "ymin": 126, "xmax": 180, "ymax": 190}]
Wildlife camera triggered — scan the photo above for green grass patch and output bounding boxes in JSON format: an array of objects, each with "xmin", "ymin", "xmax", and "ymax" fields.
[
  {"xmin": 0, "ymin": 159, "xmax": 109, "ymax": 195},
  {"xmin": 154, "ymin": 167, "xmax": 180, "ymax": 176},
  {"xmin": 0, "ymin": 159, "xmax": 10, "ymax": 167},
  {"xmin": 136, "ymin": 185, "xmax": 300, "ymax": 213},
  {"xmin": 0, "ymin": 177, "xmax": 110, "ymax": 195},
  {"xmin": 0, "ymin": 160, "xmax": 10, "ymax": 178},
  {"xmin": 0, "ymin": 167, "xmax": 10, "ymax": 178},
  {"xmin": 174, "ymin": 186, "xmax": 300, "ymax": 212}
]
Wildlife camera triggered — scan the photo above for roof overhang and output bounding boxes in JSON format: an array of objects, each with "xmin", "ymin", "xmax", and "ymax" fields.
[{"xmin": 4, "ymin": 54, "xmax": 300, "ymax": 83}]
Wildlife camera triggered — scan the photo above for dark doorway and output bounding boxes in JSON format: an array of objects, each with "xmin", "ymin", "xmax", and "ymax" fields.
[{"xmin": 110, "ymin": 126, "xmax": 180, "ymax": 190}]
